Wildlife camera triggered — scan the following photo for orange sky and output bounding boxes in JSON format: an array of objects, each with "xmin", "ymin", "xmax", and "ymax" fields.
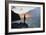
[{"xmin": 19, "ymin": 13, "xmax": 32, "ymax": 19}]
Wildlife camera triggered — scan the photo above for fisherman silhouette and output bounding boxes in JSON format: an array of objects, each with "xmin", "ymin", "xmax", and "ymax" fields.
[{"xmin": 11, "ymin": 10, "xmax": 28, "ymax": 28}]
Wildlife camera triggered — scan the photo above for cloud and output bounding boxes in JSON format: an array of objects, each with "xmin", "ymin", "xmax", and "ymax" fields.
[{"xmin": 12, "ymin": 6, "xmax": 36, "ymax": 14}]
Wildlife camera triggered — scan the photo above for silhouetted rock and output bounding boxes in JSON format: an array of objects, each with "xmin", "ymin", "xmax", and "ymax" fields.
[
  {"xmin": 11, "ymin": 10, "xmax": 20, "ymax": 21},
  {"xmin": 11, "ymin": 22, "xmax": 28, "ymax": 28}
]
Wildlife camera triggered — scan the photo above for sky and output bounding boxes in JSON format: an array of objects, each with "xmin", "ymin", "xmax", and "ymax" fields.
[{"xmin": 11, "ymin": 6, "xmax": 36, "ymax": 14}]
